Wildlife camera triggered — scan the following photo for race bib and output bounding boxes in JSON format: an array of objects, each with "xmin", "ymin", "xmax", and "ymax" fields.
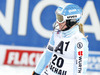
[{"xmin": 48, "ymin": 54, "xmax": 76, "ymax": 75}]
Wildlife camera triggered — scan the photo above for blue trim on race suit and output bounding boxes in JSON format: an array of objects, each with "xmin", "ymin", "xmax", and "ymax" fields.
[
  {"xmin": 82, "ymin": 38, "xmax": 89, "ymax": 58},
  {"xmin": 49, "ymin": 33, "xmax": 55, "ymax": 45},
  {"xmin": 82, "ymin": 38, "xmax": 89, "ymax": 75},
  {"xmin": 35, "ymin": 50, "xmax": 53, "ymax": 74}
]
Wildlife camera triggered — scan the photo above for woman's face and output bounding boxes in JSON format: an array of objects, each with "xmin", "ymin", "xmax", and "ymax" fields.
[{"xmin": 57, "ymin": 21, "xmax": 67, "ymax": 31}]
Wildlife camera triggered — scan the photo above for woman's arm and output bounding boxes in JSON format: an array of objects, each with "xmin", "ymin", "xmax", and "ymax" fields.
[
  {"xmin": 33, "ymin": 32, "xmax": 55, "ymax": 75},
  {"xmin": 34, "ymin": 50, "xmax": 53, "ymax": 74}
]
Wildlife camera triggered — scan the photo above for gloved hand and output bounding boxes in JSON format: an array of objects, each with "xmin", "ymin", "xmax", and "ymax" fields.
[{"xmin": 32, "ymin": 71, "xmax": 40, "ymax": 75}]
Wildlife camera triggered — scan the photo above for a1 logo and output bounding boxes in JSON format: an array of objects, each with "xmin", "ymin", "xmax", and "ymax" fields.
[{"xmin": 55, "ymin": 41, "xmax": 70, "ymax": 54}]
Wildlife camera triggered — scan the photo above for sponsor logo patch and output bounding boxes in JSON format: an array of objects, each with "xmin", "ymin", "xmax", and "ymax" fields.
[
  {"xmin": 78, "ymin": 51, "xmax": 83, "ymax": 56},
  {"xmin": 77, "ymin": 42, "xmax": 83, "ymax": 49}
]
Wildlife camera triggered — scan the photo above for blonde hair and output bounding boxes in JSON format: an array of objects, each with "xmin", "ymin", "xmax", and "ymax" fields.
[{"xmin": 76, "ymin": 23, "xmax": 87, "ymax": 38}]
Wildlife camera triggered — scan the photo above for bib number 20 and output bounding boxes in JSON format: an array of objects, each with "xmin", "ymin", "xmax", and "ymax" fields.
[{"xmin": 52, "ymin": 54, "xmax": 64, "ymax": 68}]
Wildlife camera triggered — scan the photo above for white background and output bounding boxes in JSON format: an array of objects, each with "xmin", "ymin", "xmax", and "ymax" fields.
[{"xmin": 0, "ymin": 65, "xmax": 99, "ymax": 75}]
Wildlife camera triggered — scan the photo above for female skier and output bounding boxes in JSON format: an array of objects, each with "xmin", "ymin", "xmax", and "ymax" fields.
[{"xmin": 32, "ymin": 3, "xmax": 89, "ymax": 75}]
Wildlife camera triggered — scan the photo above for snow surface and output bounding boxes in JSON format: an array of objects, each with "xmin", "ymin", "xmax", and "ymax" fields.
[{"xmin": 0, "ymin": 65, "xmax": 99, "ymax": 75}]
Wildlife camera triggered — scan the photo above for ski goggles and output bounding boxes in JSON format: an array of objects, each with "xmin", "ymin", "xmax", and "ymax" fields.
[
  {"xmin": 56, "ymin": 13, "xmax": 81, "ymax": 23},
  {"xmin": 56, "ymin": 14, "xmax": 67, "ymax": 23}
]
